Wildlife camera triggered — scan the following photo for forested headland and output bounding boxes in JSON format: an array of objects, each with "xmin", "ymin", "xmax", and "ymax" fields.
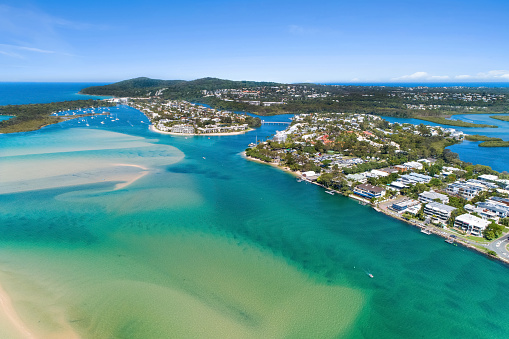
[
  {"xmin": 80, "ymin": 77, "xmax": 509, "ymax": 119},
  {"xmin": 0, "ymin": 100, "xmax": 115, "ymax": 133}
]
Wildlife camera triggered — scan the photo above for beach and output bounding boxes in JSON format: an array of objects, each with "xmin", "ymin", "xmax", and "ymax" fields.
[{"xmin": 149, "ymin": 124, "xmax": 253, "ymax": 136}]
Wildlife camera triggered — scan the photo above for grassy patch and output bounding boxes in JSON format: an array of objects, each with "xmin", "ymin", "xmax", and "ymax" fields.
[
  {"xmin": 478, "ymin": 140, "xmax": 509, "ymax": 147},
  {"xmin": 490, "ymin": 115, "xmax": 509, "ymax": 122},
  {"xmin": 464, "ymin": 134, "xmax": 503, "ymax": 142},
  {"xmin": 415, "ymin": 116, "xmax": 498, "ymax": 128}
]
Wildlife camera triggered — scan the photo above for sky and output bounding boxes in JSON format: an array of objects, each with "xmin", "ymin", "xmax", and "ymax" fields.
[{"xmin": 1, "ymin": 0, "xmax": 509, "ymax": 83}]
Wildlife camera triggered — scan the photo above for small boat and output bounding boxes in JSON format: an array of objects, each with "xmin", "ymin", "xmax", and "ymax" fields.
[
  {"xmin": 368, "ymin": 273, "xmax": 374, "ymax": 278},
  {"xmin": 203, "ymin": 157, "xmax": 206, "ymax": 159},
  {"xmin": 421, "ymin": 229, "xmax": 432, "ymax": 235},
  {"xmin": 325, "ymin": 190, "xmax": 335, "ymax": 195},
  {"xmin": 445, "ymin": 238, "xmax": 454, "ymax": 244}
]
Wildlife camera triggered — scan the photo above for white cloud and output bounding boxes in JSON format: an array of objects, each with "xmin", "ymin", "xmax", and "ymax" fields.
[
  {"xmin": 429, "ymin": 75, "xmax": 450, "ymax": 80},
  {"xmin": 0, "ymin": 44, "xmax": 55, "ymax": 54},
  {"xmin": 454, "ymin": 70, "xmax": 509, "ymax": 80},
  {"xmin": 392, "ymin": 72, "xmax": 441, "ymax": 80}
]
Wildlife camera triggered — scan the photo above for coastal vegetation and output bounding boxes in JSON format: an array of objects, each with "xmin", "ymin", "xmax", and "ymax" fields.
[
  {"xmin": 415, "ymin": 116, "xmax": 498, "ymax": 128},
  {"xmin": 80, "ymin": 77, "xmax": 509, "ymax": 118},
  {"xmin": 490, "ymin": 115, "xmax": 509, "ymax": 122},
  {"xmin": 0, "ymin": 100, "xmax": 115, "ymax": 133},
  {"xmin": 478, "ymin": 140, "xmax": 509, "ymax": 147},
  {"xmin": 463, "ymin": 134, "xmax": 509, "ymax": 147},
  {"xmin": 464, "ymin": 134, "xmax": 503, "ymax": 142}
]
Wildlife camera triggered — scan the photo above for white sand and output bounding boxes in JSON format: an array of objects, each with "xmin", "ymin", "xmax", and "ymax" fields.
[{"xmin": 149, "ymin": 125, "xmax": 253, "ymax": 136}]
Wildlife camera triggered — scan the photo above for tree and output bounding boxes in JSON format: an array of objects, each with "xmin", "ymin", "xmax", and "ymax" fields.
[
  {"xmin": 483, "ymin": 222, "xmax": 504, "ymax": 240},
  {"xmin": 429, "ymin": 178, "xmax": 443, "ymax": 188}
]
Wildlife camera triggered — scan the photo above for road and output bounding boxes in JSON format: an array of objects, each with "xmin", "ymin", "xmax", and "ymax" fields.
[{"xmin": 487, "ymin": 235, "xmax": 509, "ymax": 258}]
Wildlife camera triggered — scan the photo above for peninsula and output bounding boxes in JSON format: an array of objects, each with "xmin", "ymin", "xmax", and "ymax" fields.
[
  {"xmin": 0, "ymin": 99, "xmax": 115, "ymax": 133},
  {"xmin": 245, "ymin": 112, "xmax": 509, "ymax": 260},
  {"xmin": 126, "ymin": 98, "xmax": 261, "ymax": 135}
]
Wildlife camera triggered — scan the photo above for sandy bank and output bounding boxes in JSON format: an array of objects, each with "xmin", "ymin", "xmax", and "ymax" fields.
[
  {"xmin": 149, "ymin": 125, "xmax": 253, "ymax": 136},
  {"xmin": 0, "ymin": 283, "xmax": 80, "ymax": 339},
  {"xmin": 242, "ymin": 152, "xmax": 301, "ymax": 178}
]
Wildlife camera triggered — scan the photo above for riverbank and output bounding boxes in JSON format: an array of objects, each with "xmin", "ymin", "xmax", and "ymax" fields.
[
  {"xmin": 415, "ymin": 116, "xmax": 498, "ymax": 128},
  {"xmin": 244, "ymin": 155, "xmax": 509, "ymax": 265},
  {"xmin": 149, "ymin": 125, "xmax": 253, "ymax": 136}
]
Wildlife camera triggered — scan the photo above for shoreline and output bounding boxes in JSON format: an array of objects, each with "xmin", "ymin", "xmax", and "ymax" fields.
[
  {"xmin": 149, "ymin": 124, "xmax": 254, "ymax": 136},
  {"xmin": 244, "ymin": 154, "xmax": 509, "ymax": 266}
]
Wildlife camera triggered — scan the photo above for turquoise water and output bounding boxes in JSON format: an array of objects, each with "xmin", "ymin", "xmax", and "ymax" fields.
[
  {"xmin": 0, "ymin": 116, "xmax": 12, "ymax": 122},
  {"xmin": 1, "ymin": 84, "xmax": 509, "ymax": 337},
  {"xmin": 383, "ymin": 114, "xmax": 509, "ymax": 172}
]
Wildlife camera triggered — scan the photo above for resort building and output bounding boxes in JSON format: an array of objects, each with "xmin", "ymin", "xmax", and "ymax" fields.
[
  {"xmin": 171, "ymin": 124, "xmax": 195, "ymax": 134},
  {"xmin": 272, "ymin": 130, "xmax": 287, "ymax": 143},
  {"xmin": 354, "ymin": 183, "xmax": 386, "ymax": 199},
  {"xmin": 423, "ymin": 202, "xmax": 457, "ymax": 226},
  {"xmin": 418, "ymin": 191, "xmax": 449, "ymax": 205},
  {"xmin": 454, "ymin": 213, "xmax": 490, "ymax": 237}
]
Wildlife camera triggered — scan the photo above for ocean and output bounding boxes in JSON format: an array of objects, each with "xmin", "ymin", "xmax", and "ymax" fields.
[{"xmin": 1, "ymin": 83, "xmax": 509, "ymax": 338}]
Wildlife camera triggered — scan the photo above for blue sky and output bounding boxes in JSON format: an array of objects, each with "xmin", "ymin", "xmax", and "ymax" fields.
[{"xmin": 1, "ymin": 0, "xmax": 508, "ymax": 83}]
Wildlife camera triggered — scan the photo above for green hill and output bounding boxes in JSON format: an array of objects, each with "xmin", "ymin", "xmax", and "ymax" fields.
[{"xmin": 80, "ymin": 77, "xmax": 281, "ymax": 99}]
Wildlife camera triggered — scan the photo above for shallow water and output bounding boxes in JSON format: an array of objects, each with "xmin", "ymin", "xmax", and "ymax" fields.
[{"xmin": 1, "ymin": 86, "xmax": 509, "ymax": 337}]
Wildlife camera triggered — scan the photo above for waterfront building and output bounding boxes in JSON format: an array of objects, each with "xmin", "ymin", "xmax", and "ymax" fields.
[
  {"xmin": 171, "ymin": 124, "xmax": 195, "ymax": 134},
  {"xmin": 273, "ymin": 130, "xmax": 287, "ymax": 143},
  {"xmin": 418, "ymin": 191, "xmax": 449, "ymax": 204},
  {"xmin": 346, "ymin": 173, "xmax": 367, "ymax": 183},
  {"xmin": 423, "ymin": 202, "xmax": 457, "ymax": 226},
  {"xmin": 454, "ymin": 213, "xmax": 490, "ymax": 237},
  {"xmin": 353, "ymin": 183, "xmax": 386, "ymax": 199},
  {"xmin": 391, "ymin": 199, "xmax": 421, "ymax": 214}
]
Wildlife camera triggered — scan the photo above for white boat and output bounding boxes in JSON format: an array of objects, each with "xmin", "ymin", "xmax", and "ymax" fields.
[
  {"xmin": 325, "ymin": 190, "xmax": 335, "ymax": 195},
  {"xmin": 421, "ymin": 229, "xmax": 432, "ymax": 235}
]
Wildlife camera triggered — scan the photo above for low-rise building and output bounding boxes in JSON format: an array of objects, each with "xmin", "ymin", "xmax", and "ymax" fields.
[
  {"xmin": 171, "ymin": 124, "xmax": 195, "ymax": 134},
  {"xmin": 354, "ymin": 183, "xmax": 386, "ymax": 199},
  {"xmin": 391, "ymin": 199, "xmax": 421, "ymax": 214},
  {"xmin": 454, "ymin": 213, "xmax": 490, "ymax": 237},
  {"xmin": 418, "ymin": 191, "xmax": 449, "ymax": 204},
  {"xmin": 423, "ymin": 202, "xmax": 457, "ymax": 226},
  {"xmin": 398, "ymin": 172, "xmax": 432, "ymax": 185},
  {"xmin": 446, "ymin": 181, "xmax": 487, "ymax": 200}
]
